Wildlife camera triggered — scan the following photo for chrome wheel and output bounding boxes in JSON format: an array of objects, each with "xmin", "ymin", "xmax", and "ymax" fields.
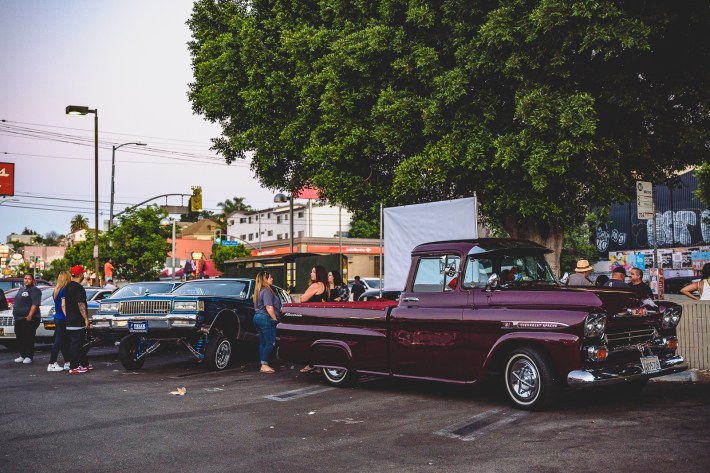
[
  {"xmin": 506, "ymin": 355, "xmax": 540, "ymax": 403},
  {"xmin": 503, "ymin": 347, "xmax": 560, "ymax": 410},
  {"xmin": 214, "ymin": 339, "xmax": 231, "ymax": 370},
  {"xmin": 321, "ymin": 366, "xmax": 359, "ymax": 387},
  {"xmin": 323, "ymin": 367, "xmax": 347, "ymax": 382}
]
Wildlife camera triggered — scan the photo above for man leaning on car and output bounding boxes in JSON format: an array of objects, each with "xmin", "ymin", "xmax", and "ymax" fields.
[{"xmin": 13, "ymin": 274, "xmax": 42, "ymax": 364}]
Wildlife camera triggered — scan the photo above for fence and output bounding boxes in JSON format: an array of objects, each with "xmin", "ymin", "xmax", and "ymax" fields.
[{"xmin": 676, "ymin": 301, "xmax": 710, "ymax": 370}]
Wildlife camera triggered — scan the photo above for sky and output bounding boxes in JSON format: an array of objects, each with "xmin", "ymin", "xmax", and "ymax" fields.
[{"xmin": 0, "ymin": 0, "xmax": 278, "ymax": 240}]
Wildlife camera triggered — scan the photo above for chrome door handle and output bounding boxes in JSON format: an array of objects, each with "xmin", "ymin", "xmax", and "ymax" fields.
[{"xmin": 402, "ymin": 297, "xmax": 419, "ymax": 303}]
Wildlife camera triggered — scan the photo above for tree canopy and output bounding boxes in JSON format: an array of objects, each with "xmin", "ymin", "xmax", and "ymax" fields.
[
  {"xmin": 70, "ymin": 214, "xmax": 89, "ymax": 233},
  {"xmin": 188, "ymin": 0, "xmax": 710, "ymax": 273}
]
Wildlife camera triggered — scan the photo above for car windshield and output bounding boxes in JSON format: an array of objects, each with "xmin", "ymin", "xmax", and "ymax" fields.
[
  {"xmin": 109, "ymin": 283, "xmax": 175, "ymax": 298},
  {"xmin": 40, "ymin": 287, "xmax": 55, "ymax": 305},
  {"xmin": 171, "ymin": 280, "xmax": 249, "ymax": 298},
  {"xmin": 463, "ymin": 252, "xmax": 557, "ymax": 288}
]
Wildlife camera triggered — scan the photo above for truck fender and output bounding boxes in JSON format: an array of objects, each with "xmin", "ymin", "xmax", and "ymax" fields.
[
  {"xmin": 204, "ymin": 310, "xmax": 240, "ymax": 340},
  {"xmin": 308, "ymin": 339, "xmax": 353, "ymax": 370},
  {"xmin": 481, "ymin": 332, "xmax": 581, "ymax": 380}
]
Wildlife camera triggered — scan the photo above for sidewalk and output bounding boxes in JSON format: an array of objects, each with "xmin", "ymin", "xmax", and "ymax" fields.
[{"xmin": 650, "ymin": 368, "xmax": 710, "ymax": 383}]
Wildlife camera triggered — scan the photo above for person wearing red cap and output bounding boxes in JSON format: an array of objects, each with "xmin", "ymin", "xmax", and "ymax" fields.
[{"xmin": 63, "ymin": 265, "xmax": 91, "ymax": 374}]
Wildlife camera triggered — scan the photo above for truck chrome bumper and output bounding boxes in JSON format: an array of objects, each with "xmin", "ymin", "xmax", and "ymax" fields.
[{"xmin": 567, "ymin": 355, "xmax": 688, "ymax": 388}]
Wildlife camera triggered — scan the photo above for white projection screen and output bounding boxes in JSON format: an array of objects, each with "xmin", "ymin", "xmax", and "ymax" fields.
[{"xmin": 383, "ymin": 197, "xmax": 478, "ymax": 291}]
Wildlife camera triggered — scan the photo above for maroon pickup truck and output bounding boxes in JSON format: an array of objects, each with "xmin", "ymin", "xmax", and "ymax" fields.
[{"xmin": 277, "ymin": 239, "xmax": 687, "ymax": 410}]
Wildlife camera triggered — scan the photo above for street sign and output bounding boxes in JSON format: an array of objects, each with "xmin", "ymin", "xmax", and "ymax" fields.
[
  {"xmin": 221, "ymin": 240, "xmax": 240, "ymax": 246},
  {"xmin": 636, "ymin": 181, "xmax": 654, "ymax": 220},
  {"xmin": 0, "ymin": 162, "xmax": 15, "ymax": 196}
]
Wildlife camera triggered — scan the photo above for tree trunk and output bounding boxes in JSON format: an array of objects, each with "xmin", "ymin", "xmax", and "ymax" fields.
[{"xmin": 504, "ymin": 217, "xmax": 565, "ymax": 278}]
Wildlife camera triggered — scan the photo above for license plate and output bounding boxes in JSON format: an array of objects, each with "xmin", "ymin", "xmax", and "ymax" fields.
[
  {"xmin": 128, "ymin": 321, "xmax": 148, "ymax": 333},
  {"xmin": 640, "ymin": 355, "xmax": 661, "ymax": 374}
]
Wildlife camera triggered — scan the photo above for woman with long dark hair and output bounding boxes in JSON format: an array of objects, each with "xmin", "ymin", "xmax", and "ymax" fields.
[
  {"xmin": 681, "ymin": 263, "xmax": 710, "ymax": 301},
  {"xmin": 327, "ymin": 270, "xmax": 349, "ymax": 302},
  {"xmin": 299, "ymin": 265, "xmax": 328, "ymax": 373},
  {"xmin": 252, "ymin": 271, "xmax": 282, "ymax": 373}
]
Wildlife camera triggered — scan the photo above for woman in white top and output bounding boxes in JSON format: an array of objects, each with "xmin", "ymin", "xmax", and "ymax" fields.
[{"xmin": 681, "ymin": 263, "xmax": 710, "ymax": 301}]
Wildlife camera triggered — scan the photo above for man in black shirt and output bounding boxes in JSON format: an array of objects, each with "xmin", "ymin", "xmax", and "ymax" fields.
[
  {"xmin": 63, "ymin": 265, "xmax": 90, "ymax": 374},
  {"xmin": 628, "ymin": 267, "xmax": 654, "ymax": 300},
  {"xmin": 605, "ymin": 266, "xmax": 628, "ymax": 288},
  {"xmin": 351, "ymin": 276, "xmax": 366, "ymax": 301},
  {"xmin": 12, "ymin": 274, "xmax": 42, "ymax": 363}
]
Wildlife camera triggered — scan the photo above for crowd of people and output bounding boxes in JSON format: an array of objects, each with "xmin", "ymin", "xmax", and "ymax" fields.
[
  {"xmin": 568, "ymin": 258, "xmax": 710, "ymax": 302},
  {"xmin": 13, "ymin": 266, "xmax": 92, "ymax": 374}
]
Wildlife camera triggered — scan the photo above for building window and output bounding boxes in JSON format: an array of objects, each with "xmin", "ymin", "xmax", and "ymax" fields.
[
  {"xmin": 277, "ymin": 234, "xmax": 283, "ymax": 240},
  {"xmin": 267, "ymin": 213, "xmax": 271, "ymax": 219},
  {"xmin": 277, "ymin": 216, "xmax": 282, "ymax": 224},
  {"xmin": 248, "ymin": 233, "xmax": 253, "ymax": 240},
  {"xmin": 267, "ymin": 230, "xmax": 273, "ymax": 237},
  {"xmin": 255, "ymin": 215, "xmax": 259, "ymax": 221},
  {"xmin": 229, "ymin": 220, "xmax": 234, "ymax": 225},
  {"xmin": 248, "ymin": 217, "xmax": 252, "ymax": 224},
  {"xmin": 240, "ymin": 234, "xmax": 246, "ymax": 241},
  {"xmin": 298, "ymin": 211, "xmax": 304, "ymax": 218},
  {"xmin": 285, "ymin": 214, "xmax": 289, "ymax": 221},
  {"xmin": 298, "ymin": 230, "xmax": 304, "ymax": 237},
  {"xmin": 285, "ymin": 232, "xmax": 289, "ymax": 239},
  {"xmin": 239, "ymin": 218, "xmax": 246, "ymax": 224}
]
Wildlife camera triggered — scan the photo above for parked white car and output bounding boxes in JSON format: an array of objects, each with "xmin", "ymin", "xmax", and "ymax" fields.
[{"xmin": 0, "ymin": 286, "xmax": 56, "ymax": 346}]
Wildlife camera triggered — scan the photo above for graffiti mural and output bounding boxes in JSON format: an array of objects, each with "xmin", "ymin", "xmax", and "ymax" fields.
[{"xmin": 594, "ymin": 171, "xmax": 710, "ymax": 255}]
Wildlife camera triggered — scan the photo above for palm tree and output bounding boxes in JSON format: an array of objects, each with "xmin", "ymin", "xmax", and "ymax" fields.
[
  {"xmin": 70, "ymin": 214, "xmax": 89, "ymax": 233},
  {"xmin": 217, "ymin": 197, "xmax": 252, "ymax": 216}
]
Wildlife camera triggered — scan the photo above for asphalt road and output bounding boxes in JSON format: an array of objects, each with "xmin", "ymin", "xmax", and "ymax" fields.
[{"xmin": 1, "ymin": 343, "xmax": 709, "ymax": 473}]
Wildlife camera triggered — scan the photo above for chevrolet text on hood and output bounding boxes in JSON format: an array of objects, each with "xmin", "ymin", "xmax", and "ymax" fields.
[{"xmin": 277, "ymin": 238, "xmax": 687, "ymax": 410}]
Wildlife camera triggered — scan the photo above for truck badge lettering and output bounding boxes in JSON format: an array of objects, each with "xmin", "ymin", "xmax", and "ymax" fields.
[{"xmin": 501, "ymin": 321, "xmax": 568, "ymax": 329}]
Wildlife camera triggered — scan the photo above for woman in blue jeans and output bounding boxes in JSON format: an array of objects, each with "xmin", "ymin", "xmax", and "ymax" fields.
[
  {"xmin": 252, "ymin": 271, "xmax": 282, "ymax": 373},
  {"xmin": 48, "ymin": 271, "xmax": 71, "ymax": 372}
]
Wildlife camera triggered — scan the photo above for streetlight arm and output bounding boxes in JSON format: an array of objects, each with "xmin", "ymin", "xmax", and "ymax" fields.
[{"xmin": 110, "ymin": 142, "xmax": 147, "ymax": 232}]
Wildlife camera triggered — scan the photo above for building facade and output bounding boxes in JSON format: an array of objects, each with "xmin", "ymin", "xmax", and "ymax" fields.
[{"xmin": 226, "ymin": 203, "xmax": 352, "ymax": 249}]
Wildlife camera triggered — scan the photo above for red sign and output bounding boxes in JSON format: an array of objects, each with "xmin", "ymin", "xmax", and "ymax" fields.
[
  {"xmin": 294, "ymin": 186, "xmax": 320, "ymax": 199},
  {"xmin": 0, "ymin": 163, "xmax": 15, "ymax": 196},
  {"xmin": 307, "ymin": 245, "xmax": 383, "ymax": 255},
  {"xmin": 251, "ymin": 247, "xmax": 297, "ymax": 257}
]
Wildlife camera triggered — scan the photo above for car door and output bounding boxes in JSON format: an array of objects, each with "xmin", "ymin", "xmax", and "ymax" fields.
[{"xmin": 389, "ymin": 253, "xmax": 467, "ymax": 380}]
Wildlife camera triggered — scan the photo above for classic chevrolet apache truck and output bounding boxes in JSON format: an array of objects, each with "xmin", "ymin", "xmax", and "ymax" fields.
[{"xmin": 277, "ymin": 239, "xmax": 688, "ymax": 410}]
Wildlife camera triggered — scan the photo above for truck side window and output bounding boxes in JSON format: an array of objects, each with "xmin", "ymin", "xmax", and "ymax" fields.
[
  {"xmin": 413, "ymin": 255, "xmax": 460, "ymax": 292},
  {"xmin": 462, "ymin": 257, "xmax": 493, "ymax": 288}
]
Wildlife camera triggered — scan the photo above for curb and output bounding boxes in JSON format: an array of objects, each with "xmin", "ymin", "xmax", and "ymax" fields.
[{"xmin": 649, "ymin": 368, "xmax": 699, "ymax": 383}]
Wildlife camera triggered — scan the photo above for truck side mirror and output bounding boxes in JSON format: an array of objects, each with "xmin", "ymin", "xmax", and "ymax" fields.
[{"xmin": 486, "ymin": 273, "xmax": 499, "ymax": 292}]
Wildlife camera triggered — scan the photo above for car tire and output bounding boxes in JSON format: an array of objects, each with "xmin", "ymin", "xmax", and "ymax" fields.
[
  {"xmin": 504, "ymin": 347, "xmax": 561, "ymax": 411},
  {"xmin": 321, "ymin": 367, "xmax": 359, "ymax": 387},
  {"xmin": 118, "ymin": 334, "xmax": 146, "ymax": 370},
  {"xmin": 204, "ymin": 335, "xmax": 231, "ymax": 371}
]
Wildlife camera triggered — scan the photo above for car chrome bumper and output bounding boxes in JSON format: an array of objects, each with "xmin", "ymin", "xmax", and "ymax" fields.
[
  {"xmin": 567, "ymin": 355, "xmax": 688, "ymax": 388},
  {"xmin": 90, "ymin": 314, "xmax": 197, "ymax": 332}
]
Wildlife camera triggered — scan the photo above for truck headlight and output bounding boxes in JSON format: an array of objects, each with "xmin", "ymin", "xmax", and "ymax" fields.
[
  {"xmin": 662, "ymin": 307, "xmax": 681, "ymax": 328},
  {"xmin": 100, "ymin": 302, "xmax": 120, "ymax": 313},
  {"xmin": 584, "ymin": 312, "xmax": 606, "ymax": 338},
  {"xmin": 173, "ymin": 301, "xmax": 203, "ymax": 311}
]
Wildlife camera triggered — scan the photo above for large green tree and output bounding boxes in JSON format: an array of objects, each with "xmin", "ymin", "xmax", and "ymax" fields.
[{"xmin": 188, "ymin": 1, "xmax": 710, "ymax": 273}]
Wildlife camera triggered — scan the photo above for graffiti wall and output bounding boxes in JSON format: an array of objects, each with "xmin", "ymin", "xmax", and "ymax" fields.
[{"xmin": 595, "ymin": 171, "xmax": 710, "ymax": 268}]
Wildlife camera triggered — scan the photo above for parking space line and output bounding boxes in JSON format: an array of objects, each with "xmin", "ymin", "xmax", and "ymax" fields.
[
  {"xmin": 434, "ymin": 408, "xmax": 528, "ymax": 441},
  {"xmin": 264, "ymin": 385, "xmax": 335, "ymax": 401}
]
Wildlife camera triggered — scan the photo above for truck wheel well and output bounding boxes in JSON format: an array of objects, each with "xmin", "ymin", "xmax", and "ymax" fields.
[{"xmin": 486, "ymin": 341, "xmax": 559, "ymax": 379}]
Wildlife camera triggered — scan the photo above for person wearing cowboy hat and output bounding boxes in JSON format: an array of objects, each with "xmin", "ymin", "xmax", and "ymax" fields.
[{"xmin": 567, "ymin": 259, "xmax": 593, "ymax": 286}]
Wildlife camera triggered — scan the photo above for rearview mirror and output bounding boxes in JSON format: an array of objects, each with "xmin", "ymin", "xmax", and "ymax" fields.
[{"xmin": 559, "ymin": 272, "xmax": 569, "ymax": 286}]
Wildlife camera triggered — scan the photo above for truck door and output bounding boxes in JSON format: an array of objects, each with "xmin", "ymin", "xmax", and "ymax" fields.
[{"xmin": 390, "ymin": 253, "xmax": 467, "ymax": 380}]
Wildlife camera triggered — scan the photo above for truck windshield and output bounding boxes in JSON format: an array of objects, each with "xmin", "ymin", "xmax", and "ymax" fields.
[{"xmin": 463, "ymin": 253, "xmax": 556, "ymax": 288}]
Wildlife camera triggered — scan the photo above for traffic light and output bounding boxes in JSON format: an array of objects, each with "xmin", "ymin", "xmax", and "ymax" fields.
[
  {"xmin": 190, "ymin": 186, "xmax": 202, "ymax": 212},
  {"xmin": 214, "ymin": 229, "xmax": 221, "ymax": 244}
]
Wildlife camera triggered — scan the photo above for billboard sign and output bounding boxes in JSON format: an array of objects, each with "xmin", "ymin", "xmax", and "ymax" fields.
[{"xmin": 0, "ymin": 162, "xmax": 15, "ymax": 196}]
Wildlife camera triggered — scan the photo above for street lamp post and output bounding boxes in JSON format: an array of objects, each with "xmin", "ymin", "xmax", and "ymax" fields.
[
  {"xmin": 66, "ymin": 105, "xmax": 100, "ymax": 287},
  {"xmin": 161, "ymin": 218, "xmax": 177, "ymax": 281},
  {"xmin": 110, "ymin": 142, "xmax": 146, "ymax": 232},
  {"xmin": 274, "ymin": 193, "xmax": 294, "ymax": 291}
]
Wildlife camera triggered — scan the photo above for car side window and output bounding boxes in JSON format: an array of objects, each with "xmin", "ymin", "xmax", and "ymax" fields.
[
  {"xmin": 412, "ymin": 255, "xmax": 460, "ymax": 292},
  {"xmin": 462, "ymin": 257, "xmax": 493, "ymax": 288}
]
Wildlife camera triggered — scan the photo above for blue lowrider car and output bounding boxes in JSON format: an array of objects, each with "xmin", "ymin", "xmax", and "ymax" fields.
[{"xmin": 92, "ymin": 278, "xmax": 291, "ymax": 371}]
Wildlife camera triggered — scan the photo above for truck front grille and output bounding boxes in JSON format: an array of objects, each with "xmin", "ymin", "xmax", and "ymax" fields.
[
  {"xmin": 605, "ymin": 328, "xmax": 657, "ymax": 350},
  {"xmin": 0, "ymin": 315, "xmax": 14, "ymax": 326},
  {"xmin": 119, "ymin": 300, "xmax": 171, "ymax": 315}
]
